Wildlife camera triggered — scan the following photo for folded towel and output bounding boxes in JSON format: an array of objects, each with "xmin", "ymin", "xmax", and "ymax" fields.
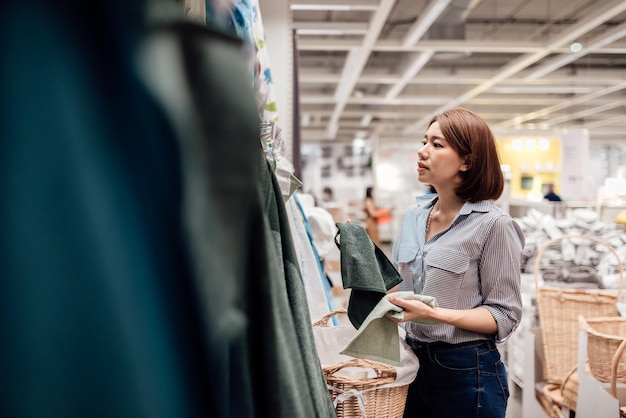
[
  {"xmin": 334, "ymin": 223, "xmax": 404, "ymax": 329},
  {"xmin": 340, "ymin": 291, "xmax": 438, "ymax": 366}
]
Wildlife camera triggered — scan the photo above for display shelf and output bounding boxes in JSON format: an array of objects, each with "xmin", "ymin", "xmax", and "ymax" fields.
[{"xmin": 508, "ymin": 199, "xmax": 564, "ymax": 219}]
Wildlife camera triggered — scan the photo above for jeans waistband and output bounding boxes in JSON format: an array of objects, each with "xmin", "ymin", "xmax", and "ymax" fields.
[{"xmin": 405, "ymin": 335, "xmax": 494, "ymax": 351}]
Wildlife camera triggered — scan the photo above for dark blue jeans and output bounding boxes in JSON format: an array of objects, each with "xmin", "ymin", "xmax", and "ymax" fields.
[{"xmin": 403, "ymin": 339, "xmax": 509, "ymax": 418}]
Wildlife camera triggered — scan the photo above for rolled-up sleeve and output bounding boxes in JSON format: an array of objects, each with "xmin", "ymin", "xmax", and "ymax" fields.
[{"xmin": 479, "ymin": 215, "xmax": 525, "ymax": 342}]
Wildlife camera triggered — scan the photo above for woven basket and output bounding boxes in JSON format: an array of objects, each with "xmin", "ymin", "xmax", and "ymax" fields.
[
  {"xmin": 541, "ymin": 366, "xmax": 579, "ymax": 413},
  {"xmin": 533, "ymin": 234, "xmax": 623, "ymax": 384},
  {"xmin": 578, "ymin": 315, "xmax": 626, "ymax": 397},
  {"xmin": 312, "ymin": 308, "xmax": 348, "ymax": 328},
  {"xmin": 536, "ymin": 385, "xmax": 566, "ymax": 418},
  {"xmin": 324, "ymin": 358, "xmax": 408, "ymax": 418}
]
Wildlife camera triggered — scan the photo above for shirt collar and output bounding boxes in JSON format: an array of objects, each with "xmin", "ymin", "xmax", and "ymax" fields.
[
  {"xmin": 415, "ymin": 194, "xmax": 493, "ymax": 215},
  {"xmin": 415, "ymin": 193, "xmax": 438, "ymax": 209}
]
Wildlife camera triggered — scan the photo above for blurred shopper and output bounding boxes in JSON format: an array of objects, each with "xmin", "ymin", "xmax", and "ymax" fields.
[
  {"xmin": 544, "ymin": 183, "xmax": 562, "ymax": 202},
  {"xmin": 363, "ymin": 186, "xmax": 391, "ymax": 247}
]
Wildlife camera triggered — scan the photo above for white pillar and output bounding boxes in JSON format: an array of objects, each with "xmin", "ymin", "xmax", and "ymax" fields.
[{"xmin": 258, "ymin": 0, "xmax": 294, "ymax": 159}]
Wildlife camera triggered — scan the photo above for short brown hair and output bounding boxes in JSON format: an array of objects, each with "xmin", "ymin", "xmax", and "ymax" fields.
[{"xmin": 428, "ymin": 107, "xmax": 503, "ymax": 202}]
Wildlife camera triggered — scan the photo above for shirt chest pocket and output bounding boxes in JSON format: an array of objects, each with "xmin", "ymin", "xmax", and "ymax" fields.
[
  {"xmin": 424, "ymin": 249, "xmax": 471, "ymax": 306},
  {"xmin": 397, "ymin": 245, "xmax": 420, "ymax": 265},
  {"xmin": 425, "ymin": 248, "xmax": 470, "ymax": 275}
]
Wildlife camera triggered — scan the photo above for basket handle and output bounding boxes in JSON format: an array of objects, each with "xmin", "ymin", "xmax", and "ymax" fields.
[
  {"xmin": 610, "ymin": 339, "xmax": 626, "ymax": 398},
  {"xmin": 558, "ymin": 365, "xmax": 578, "ymax": 399},
  {"xmin": 312, "ymin": 308, "xmax": 347, "ymax": 328},
  {"xmin": 323, "ymin": 358, "xmax": 397, "ymax": 383},
  {"xmin": 533, "ymin": 234, "xmax": 623, "ymax": 299}
]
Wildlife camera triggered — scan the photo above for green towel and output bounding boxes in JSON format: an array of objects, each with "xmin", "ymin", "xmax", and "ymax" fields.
[
  {"xmin": 340, "ymin": 291, "xmax": 438, "ymax": 366},
  {"xmin": 334, "ymin": 223, "xmax": 403, "ymax": 329}
]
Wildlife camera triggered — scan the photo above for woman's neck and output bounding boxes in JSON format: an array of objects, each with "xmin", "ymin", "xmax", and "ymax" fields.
[{"xmin": 433, "ymin": 193, "xmax": 464, "ymax": 217}]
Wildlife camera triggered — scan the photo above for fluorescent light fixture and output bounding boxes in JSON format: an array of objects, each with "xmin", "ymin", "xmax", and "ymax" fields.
[
  {"xmin": 539, "ymin": 139, "xmax": 550, "ymax": 151},
  {"xmin": 296, "ymin": 29, "xmax": 347, "ymax": 35},
  {"xmin": 288, "ymin": 0, "xmax": 380, "ymax": 11},
  {"xmin": 291, "ymin": 4, "xmax": 351, "ymax": 10},
  {"xmin": 294, "ymin": 22, "xmax": 368, "ymax": 36},
  {"xmin": 352, "ymin": 137, "xmax": 365, "ymax": 148},
  {"xmin": 376, "ymin": 163, "xmax": 402, "ymax": 191},
  {"xmin": 290, "ymin": 0, "xmax": 379, "ymax": 11},
  {"xmin": 525, "ymin": 139, "xmax": 537, "ymax": 151}
]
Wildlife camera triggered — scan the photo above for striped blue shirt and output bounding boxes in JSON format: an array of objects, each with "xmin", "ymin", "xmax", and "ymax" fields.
[{"xmin": 391, "ymin": 194, "xmax": 525, "ymax": 344}]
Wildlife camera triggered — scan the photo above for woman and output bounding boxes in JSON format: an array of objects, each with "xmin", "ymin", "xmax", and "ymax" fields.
[
  {"xmin": 363, "ymin": 186, "xmax": 390, "ymax": 247},
  {"xmin": 388, "ymin": 108, "xmax": 525, "ymax": 418}
]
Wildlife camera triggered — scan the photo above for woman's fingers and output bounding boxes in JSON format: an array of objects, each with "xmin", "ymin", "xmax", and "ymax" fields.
[{"xmin": 388, "ymin": 295, "xmax": 405, "ymax": 307}]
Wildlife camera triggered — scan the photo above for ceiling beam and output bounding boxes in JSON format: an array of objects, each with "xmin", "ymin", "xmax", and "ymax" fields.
[
  {"xmin": 325, "ymin": 0, "xmax": 397, "ymax": 139},
  {"xmin": 402, "ymin": 0, "xmax": 626, "ymax": 134},
  {"xmin": 525, "ymin": 20, "xmax": 626, "ymax": 80},
  {"xmin": 544, "ymin": 101, "xmax": 625, "ymax": 126},
  {"xmin": 293, "ymin": 22, "xmax": 369, "ymax": 35},
  {"xmin": 496, "ymin": 81, "xmax": 626, "ymax": 128}
]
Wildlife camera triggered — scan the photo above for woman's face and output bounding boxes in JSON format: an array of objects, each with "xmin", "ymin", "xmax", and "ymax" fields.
[{"xmin": 416, "ymin": 121, "xmax": 467, "ymax": 190}]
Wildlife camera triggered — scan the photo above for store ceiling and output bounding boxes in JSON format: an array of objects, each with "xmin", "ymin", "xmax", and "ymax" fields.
[{"xmin": 291, "ymin": 0, "xmax": 626, "ymax": 144}]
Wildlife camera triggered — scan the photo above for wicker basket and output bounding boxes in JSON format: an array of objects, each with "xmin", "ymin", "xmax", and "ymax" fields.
[
  {"xmin": 536, "ymin": 385, "xmax": 566, "ymax": 418},
  {"xmin": 312, "ymin": 308, "xmax": 348, "ymax": 328},
  {"xmin": 578, "ymin": 315, "xmax": 626, "ymax": 397},
  {"xmin": 541, "ymin": 366, "xmax": 579, "ymax": 413},
  {"xmin": 533, "ymin": 234, "xmax": 623, "ymax": 384},
  {"xmin": 324, "ymin": 358, "xmax": 408, "ymax": 418}
]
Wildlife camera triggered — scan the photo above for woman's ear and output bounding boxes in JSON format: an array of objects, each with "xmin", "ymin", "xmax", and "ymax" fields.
[{"xmin": 459, "ymin": 157, "xmax": 471, "ymax": 172}]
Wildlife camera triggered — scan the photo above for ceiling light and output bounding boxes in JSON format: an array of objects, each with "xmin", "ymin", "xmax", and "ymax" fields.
[
  {"xmin": 570, "ymin": 42, "xmax": 582, "ymax": 53},
  {"xmin": 352, "ymin": 137, "xmax": 365, "ymax": 148},
  {"xmin": 295, "ymin": 29, "xmax": 347, "ymax": 35},
  {"xmin": 290, "ymin": 0, "xmax": 378, "ymax": 11}
]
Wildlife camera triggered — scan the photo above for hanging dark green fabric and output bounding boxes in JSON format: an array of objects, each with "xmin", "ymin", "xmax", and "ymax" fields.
[
  {"xmin": 251, "ymin": 153, "xmax": 335, "ymax": 417},
  {"xmin": 334, "ymin": 223, "xmax": 404, "ymax": 329},
  {"xmin": 0, "ymin": 1, "xmax": 334, "ymax": 417},
  {"xmin": 139, "ymin": 11, "xmax": 334, "ymax": 417},
  {"xmin": 0, "ymin": 1, "xmax": 211, "ymax": 417}
]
